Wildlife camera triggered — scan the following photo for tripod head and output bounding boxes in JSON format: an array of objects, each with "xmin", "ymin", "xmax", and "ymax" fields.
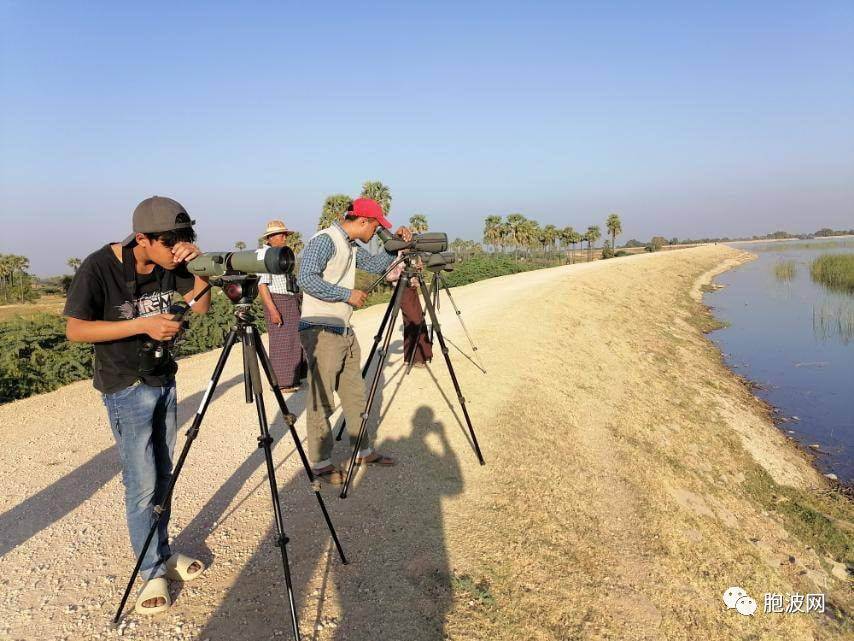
[{"xmin": 214, "ymin": 273, "xmax": 260, "ymax": 306}]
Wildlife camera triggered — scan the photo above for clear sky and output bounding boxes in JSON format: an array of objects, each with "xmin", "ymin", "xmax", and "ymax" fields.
[{"xmin": 1, "ymin": 1, "xmax": 853, "ymax": 275}]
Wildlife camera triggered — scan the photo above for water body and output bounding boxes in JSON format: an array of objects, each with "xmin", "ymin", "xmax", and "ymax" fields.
[{"xmin": 706, "ymin": 238, "xmax": 854, "ymax": 483}]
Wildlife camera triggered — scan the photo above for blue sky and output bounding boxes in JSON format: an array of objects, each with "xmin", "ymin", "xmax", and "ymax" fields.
[{"xmin": 1, "ymin": 1, "xmax": 852, "ymax": 275}]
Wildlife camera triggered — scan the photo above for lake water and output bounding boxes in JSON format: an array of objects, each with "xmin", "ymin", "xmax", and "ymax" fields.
[{"xmin": 706, "ymin": 238, "xmax": 854, "ymax": 483}]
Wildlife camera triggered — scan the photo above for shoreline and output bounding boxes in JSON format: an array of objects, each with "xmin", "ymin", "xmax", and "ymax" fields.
[{"xmin": 699, "ymin": 249, "xmax": 854, "ymax": 494}]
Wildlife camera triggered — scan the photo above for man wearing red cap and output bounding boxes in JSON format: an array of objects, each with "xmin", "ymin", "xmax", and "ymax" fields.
[{"xmin": 297, "ymin": 197, "xmax": 413, "ymax": 483}]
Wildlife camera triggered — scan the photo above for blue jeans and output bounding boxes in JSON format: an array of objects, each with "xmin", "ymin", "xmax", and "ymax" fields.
[{"xmin": 103, "ymin": 381, "xmax": 177, "ymax": 581}]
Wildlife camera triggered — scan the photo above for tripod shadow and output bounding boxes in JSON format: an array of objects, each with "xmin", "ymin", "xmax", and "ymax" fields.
[
  {"xmin": 0, "ymin": 373, "xmax": 245, "ymax": 557},
  {"xmin": 197, "ymin": 405, "xmax": 463, "ymax": 640}
]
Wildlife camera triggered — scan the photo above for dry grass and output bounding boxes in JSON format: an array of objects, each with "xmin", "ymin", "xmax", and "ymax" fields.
[{"xmin": 0, "ymin": 294, "xmax": 65, "ymax": 321}]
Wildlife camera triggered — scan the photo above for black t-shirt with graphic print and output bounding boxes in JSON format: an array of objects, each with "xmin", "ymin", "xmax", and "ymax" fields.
[{"xmin": 63, "ymin": 244, "xmax": 195, "ymax": 394}]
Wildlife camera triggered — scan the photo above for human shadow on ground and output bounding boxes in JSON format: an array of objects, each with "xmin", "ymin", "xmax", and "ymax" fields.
[
  {"xmin": 165, "ymin": 336, "xmax": 408, "ymax": 604},
  {"xmin": 0, "ymin": 372, "xmax": 246, "ymax": 556},
  {"xmin": 196, "ymin": 404, "xmax": 463, "ymax": 641}
]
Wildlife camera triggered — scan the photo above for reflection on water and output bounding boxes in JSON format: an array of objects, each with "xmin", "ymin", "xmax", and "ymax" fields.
[
  {"xmin": 707, "ymin": 238, "xmax": 854, "ymax": 483},
  {"xmin": 813, "ymin": 302, "xmax": 854, "ymax": 345}
]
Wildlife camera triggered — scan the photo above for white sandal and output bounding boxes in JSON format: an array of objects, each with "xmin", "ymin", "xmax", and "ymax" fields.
[
  {"xmin": 135, "ymin": 577, "xmax": 171, "ymax": 615},
  {"xmin": 165, "ymin": 552, "xmax": 205, "ymax": 582}
]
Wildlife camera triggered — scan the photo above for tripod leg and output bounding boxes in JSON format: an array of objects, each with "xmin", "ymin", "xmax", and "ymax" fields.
[
  {"xmin": 112, "ymin": 328, "xmax": 240, "ymax": 625},
  {"xmin": 418, "ymin": 279, "xmax": 486, "ymax": 466},
  {"xmin": 251, "ymin": 325, "xmax": 348, "ymax": 565},
  {"xmin": 244, "ymin": 329, "xmax": 301, "ymax": 641},
  {"xmin": 438, "ymin": 274, "xmax": 486, "ymax": 373},
  {"xmin": 428, "ymin": 275, "xmax": 440, "ymax": 343},
  {"xmin": 340, "ymin": 274, "xmax": 408, "ymax": 499},
  {"xmin": 335, "ymin": 277, "xmax": 404, "ymax": 441}
]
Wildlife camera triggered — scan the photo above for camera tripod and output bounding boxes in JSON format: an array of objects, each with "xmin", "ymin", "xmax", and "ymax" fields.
[
  {"xmin": 338, "ymin": 255, "xmax": 485, "ymax": 499},
  {"xmin": 112, "ymin": 276, "xmax": 348, "ymax": 641}
]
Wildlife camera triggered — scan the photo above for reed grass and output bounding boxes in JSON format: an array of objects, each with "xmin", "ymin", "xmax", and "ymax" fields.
[
  {"xmin": 810, "ymin": 253, "xmax": 854, "ymax": 294},
  {"xmin": 772, "ymin": 259, "xmax": 797, "ymax": 282}
]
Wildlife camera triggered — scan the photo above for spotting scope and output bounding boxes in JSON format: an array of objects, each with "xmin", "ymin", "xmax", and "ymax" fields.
[
  {"xmin": 376, "ymin": 228, "xmax": 448, "ymax": 253},
  {"xmin": 186, "ymin": 246, "xmax": 295, "ymax": 278}
]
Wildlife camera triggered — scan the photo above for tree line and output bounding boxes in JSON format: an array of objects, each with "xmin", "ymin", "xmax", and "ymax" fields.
[
  {"xmin": 483, "ymin": 212, "xmax": 623, "ymax": 262},
  {"xmin": 0, "ymin": 254, "xmax": 36, "ymax": 304}
]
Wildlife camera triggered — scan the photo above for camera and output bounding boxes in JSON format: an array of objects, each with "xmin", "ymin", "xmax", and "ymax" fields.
[{"xmin": 137, "ymin": 301, "xmax": 191, "ymax": 377}]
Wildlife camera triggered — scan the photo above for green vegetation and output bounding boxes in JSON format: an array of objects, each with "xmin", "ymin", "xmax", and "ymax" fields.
[
  {"xmin": 810, "ymin": 254, "xmax": 854, "ymax": 294},
  {"xmin": 743, "ymin": 466, "xmax": 853, "ymax": 565},
  {"xmin": 318, "ymin": 194, "xmax": 353, "ymax": 230},
  {"xmin": 0, "ymin": 313, "xmax": 95, "ymax": 402},
  {"xmin": 773, "ymin": 259, "xmax": 797, "ymax": 282},
  {"xmin": 0, "ymin": 290, "xmax": 266, "ymax": 403}
]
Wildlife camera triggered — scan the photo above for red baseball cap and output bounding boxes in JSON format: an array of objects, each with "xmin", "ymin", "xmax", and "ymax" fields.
[{"xmin": 349, "ymin": 197, "xmax": 392, "ymax": 229}]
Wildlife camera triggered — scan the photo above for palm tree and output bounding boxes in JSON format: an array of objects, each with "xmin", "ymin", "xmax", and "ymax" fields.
[
  {"xmin": 522, "ymin": 219, "xmax": 540, "ymax": 259},
  {"xmin": 483, "ymin": 215, "xmax": 501, "ymax": 252},
  {"xmin": 505, "ymin": 213, "xmax": 526, "ymax": 260},
  {"xmin": 543, "ymin": 224, "xmax": 558, "ymax": 260},
  {"xmin": 498, "ymin": 222, "xmax": 512, "ymax": 253},
  {"xmin": 67, "ymin": 257, "xmax": 82, "ymax": 273},
  {"xmin": 586, "ymin": 225, "xmax": 601, "ymax": 261},
  {"xmin": 319, "ymin": 194, "xmax": 353, "ymax": 230},
  {"xmin": 360, "ymin": 181, "xmax": 392, "ymax": 215},
  {"xmin": 571, "ymin": 229, "xmax": 583, "ymax": 263},
  {"xmin": 12, "ymin": 255, "xmax": 29, "ymax": 303},
  {"xmin": 606, "ymin": 213, "xmax": 623, "ymax": 250},
  {"xmin": 234, "ymin": 241, "xmax": 246, "ymax": 250},
  {"xmin": 0, "ymin": 255, "xmax": 11, "ymax": 303},
  {"xmin": 284, "ymin": 231, "xmax": 304, "ymax": 255},
  {"xmin": 409, "ymin": 214, "xmax": 428, "ymax": 234}
]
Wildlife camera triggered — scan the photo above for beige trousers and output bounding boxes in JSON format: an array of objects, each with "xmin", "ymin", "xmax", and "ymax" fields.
[{"xmin": 299, "ymin": 327, "xmax": 372, "ymax": 468}]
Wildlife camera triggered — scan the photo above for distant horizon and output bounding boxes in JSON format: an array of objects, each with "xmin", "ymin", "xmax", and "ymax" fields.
[
  {"xmin": 18, "ymin": 224, "xmax": 854, "ymax": 279},
  {"xmin": 2, "ymin": 2, "xmax": 852, "ymax": 276}
]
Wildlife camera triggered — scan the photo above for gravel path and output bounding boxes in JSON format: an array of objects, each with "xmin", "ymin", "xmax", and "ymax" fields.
[{"xmin": 1, "ymin": 246, "xmax": 849, "ymax": 641}]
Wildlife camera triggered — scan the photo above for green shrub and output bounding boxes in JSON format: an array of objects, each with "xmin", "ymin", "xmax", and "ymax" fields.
[
  {"xmin": 614, "ymin": 250, "xmax": 629, "ymax": 257},
  {"xmin": 0, "ymin": 313, "xmax": 94, "ymax": 402}
]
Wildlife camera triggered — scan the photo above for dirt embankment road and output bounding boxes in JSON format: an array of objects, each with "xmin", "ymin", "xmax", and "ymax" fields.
[{"xmin": 0, "ymin": 245, "xmax": 850, "ymax": 641}]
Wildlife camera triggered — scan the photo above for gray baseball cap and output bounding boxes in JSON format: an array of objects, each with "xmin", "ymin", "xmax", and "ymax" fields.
[{"xmin": 121, "ymin": 196, "xmax": 196, "ymax": 246}]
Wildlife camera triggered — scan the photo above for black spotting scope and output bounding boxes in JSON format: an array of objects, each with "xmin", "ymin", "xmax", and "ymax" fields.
[
  {"xmin": 186, "ymin": 246, "xmax": 295, "ymax": 278},
  {"xmin": 376, "ymin": 227, "xmax": 448, "ymax": 253}
]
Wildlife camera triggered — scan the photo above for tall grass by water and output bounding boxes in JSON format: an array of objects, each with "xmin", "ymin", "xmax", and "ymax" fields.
[
  {"xmin": 772, "ymin": 259, "xmax": 797, "ymax": 282},
  {"xmin": 810, "ymin": 253, "xmax": 854, "ymax": 294}
]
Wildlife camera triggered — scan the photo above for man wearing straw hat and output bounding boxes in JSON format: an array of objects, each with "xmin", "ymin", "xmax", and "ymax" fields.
[{"xmin": 258, "ymin": 219, "xmax": 306, "ymax": 393}]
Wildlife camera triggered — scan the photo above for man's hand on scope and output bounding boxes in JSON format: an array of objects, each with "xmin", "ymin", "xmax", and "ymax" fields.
[
  {"xmin": 171, "ymin": 242, "xmax": 202, "ymax": 264},
  {"xmin": 347, "ymin": 289, "xmax": 368, "ymax": 308},
  {"xmin": 395, "ymin": 226, "xmax": 413, "ymax": 243},
  {"xmin": 140, "ymin": 314, "xmax": 183, "ymax": 341}
]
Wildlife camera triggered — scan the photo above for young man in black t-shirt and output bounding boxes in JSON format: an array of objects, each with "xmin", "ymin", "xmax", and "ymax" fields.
[{"xmin": 64, "ymin": 196, "xmax": 211, "ymax": 614}]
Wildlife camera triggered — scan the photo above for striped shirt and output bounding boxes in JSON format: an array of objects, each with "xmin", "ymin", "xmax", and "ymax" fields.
[{"xmin": 297, "ymin": 221, "xmax": 396, "ymax": 303}]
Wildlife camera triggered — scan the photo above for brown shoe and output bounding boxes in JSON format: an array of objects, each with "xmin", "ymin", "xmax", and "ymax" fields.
[
  {"xmin": 356, "ymin": 452, "xmax": 396, "ymax": 466},
  {"xmin": 313, "ymin": 465, "xmax": 345, "ymax": 485}
]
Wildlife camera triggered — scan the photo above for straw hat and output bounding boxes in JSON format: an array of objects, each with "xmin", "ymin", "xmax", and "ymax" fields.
[{"xmin": 260, "ymin": 219, "xmax": 294, "ymax": 238}]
